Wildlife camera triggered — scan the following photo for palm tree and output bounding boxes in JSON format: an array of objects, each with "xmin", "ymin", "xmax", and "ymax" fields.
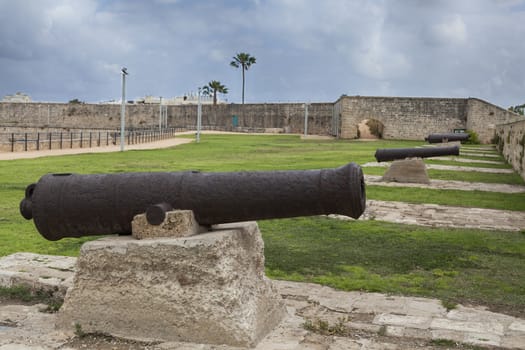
[
  {"xmin": 230, "ymin": 52, "xmax": 256, "ymax": 104},
  {"xmin": 201, "ymin": 85, "xmax": 212, "ymax": 97},
  {"xmin": 206, "ymin": 80, "xmax": 228, "ymax": 105}
]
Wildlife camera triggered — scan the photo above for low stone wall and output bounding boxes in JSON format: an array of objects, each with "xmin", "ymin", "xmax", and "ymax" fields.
[{"xmin": 495, "ymin": 119, "xmax": 525, "ymax": 180}]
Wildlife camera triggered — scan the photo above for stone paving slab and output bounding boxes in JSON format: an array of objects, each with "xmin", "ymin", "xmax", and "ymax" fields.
[
  {"xmin": 0, "ymin": 253, "xmax": 76, "ymax": 296},
  {"xmin": 352, "ymin": 199, "xmax": 525, "ymax": 231},
  {"xmin": 365, "ymin": 175, "xmax": 525, "ymax": 193},
  {"xmin": 460, "ymin": 152, "xmax": 501, "ymax": 158},
  {"xmin": 1, "ymin": 254, "xmax": 524, "ymax": 349},
  {"xmin": 431, "ymin": 156, "xmax": 506, "ymax": 164},
  {"xmin": 363, "ymin": 161, "xmax": 515, "ymax": 173},
  {"xmin": 461, "ymin": 146, "xmax": 497, "ymax": 150}
]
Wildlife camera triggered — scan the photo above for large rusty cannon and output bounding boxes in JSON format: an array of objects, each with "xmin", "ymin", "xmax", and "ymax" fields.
[
  {"xmin": 20, "ymin": 163, "xmax": 366, "ymax": 241},
  {"xmin": 425, "ymin": 133, "xmax": 470, "ymax": 143},
  {"xmin": 374, "ymin": 145, "xmax": 459, "ymax": 162}
]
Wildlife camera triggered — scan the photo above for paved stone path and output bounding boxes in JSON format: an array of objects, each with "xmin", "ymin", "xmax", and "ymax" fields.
[
  {"xmin": 431, "ymin": 156, "xmax": 505, "ymax": 164},
  {"xmin": 348, "ymin": 200, "xmax": 525, "ymax": 231},
  {"xmin": 461, "ymin": 146, "xmax": 497, "ymax": 150},
  {"xmin": 1, "ymin": 253, "xmax": 524, "ymax": 349},
  {"xmin": 362, "ymin": 162, "xmax": 515, "ymax": 174},
  {"xmin": 460, "ymin": 152, "xmax": 501, "ymax": 158},
  {"xmin": 365, "ymin": 175, "xmax": 525, "ymax": 193}
]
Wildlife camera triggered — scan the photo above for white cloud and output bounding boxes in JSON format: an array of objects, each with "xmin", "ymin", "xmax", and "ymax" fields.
[
  {"xmin": 0, "ymin": 0, "xmax": 525, "ymax": 106},
  {"xmin": 430, "ymin": 14, "xmax": 468, "ymax": 45}
]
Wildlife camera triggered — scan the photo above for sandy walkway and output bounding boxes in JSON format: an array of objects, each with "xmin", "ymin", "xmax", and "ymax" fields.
[
  {"xmin": 0, "ymin": 137, "xmax": 194, "ymax": 160},
  {"xmin": 0, "ymin": 131, "xmax": 298, "ymax": 161}
]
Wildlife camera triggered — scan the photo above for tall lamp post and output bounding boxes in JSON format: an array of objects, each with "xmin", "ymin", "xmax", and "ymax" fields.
[
  {"xmin": 159, "ymin": 96, "xmax": 163, "ymax": 132},
  {"xmin": 197, "ymin": 87, "xmax": 202, "ymax": 143},
  {"xmin": 303, "ymin": 102, "xmax": 310, "ymax": 136},
  {"xmin": 120, "ymin": 67, "xmax": 128, "ymax": 152}
]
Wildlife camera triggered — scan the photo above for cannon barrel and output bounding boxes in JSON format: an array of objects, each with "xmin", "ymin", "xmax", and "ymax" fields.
[
  {"xmin": 20, "ymin": 163, "xmax": 366, "ymax": 241},
  {"xmin": 425, "ymin": 133, "xmax": 470, "ymax": 143},
  {"xmin": 374, "ymin": 145, "xmax": 459, "ymax": 162}
]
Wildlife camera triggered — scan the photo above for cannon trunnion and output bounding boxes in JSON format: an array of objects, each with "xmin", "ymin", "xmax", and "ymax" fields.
[{"xmin": 20, "ymin": 163, "xmax": 366, "ymax": 241}]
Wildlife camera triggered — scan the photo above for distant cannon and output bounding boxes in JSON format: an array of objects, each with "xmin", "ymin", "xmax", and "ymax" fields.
[
  {"xmin": 374, "ymin": 145, "xmax": 459, "ymax": 162},
  {"xmin": 425, "ymin": 133, "xmax": 470, "ymax": 144},
  {"xmin": 20, "ymin": 163, "xmax": 366, "ymax": 241}
]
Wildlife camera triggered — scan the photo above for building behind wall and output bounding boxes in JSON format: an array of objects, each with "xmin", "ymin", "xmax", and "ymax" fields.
[{"xmin": 2, "ymin": 92, "xmax": 32, "ymax": 103}]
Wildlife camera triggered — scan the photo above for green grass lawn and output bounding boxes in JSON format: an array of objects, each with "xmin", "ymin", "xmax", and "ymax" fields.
[
  {"xmin": 1, "ymin": 134, "xmax": 524, "ymax": 316},
  {"xmin": 260, "ymin": 217, "xmax": 525, "ymax": 317}
]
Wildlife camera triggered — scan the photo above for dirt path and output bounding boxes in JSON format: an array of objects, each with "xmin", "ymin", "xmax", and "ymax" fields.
[{"xmin": 0, "ymin": 137, "xmax": 194, "ymax": 160}]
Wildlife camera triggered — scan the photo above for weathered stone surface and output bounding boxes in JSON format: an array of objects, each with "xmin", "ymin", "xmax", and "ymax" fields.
[
  {"xmin": 2, "ymin": 254, "xmax": 525, "ymax": 349},
  {"xmin": 0, "ymin": 303, "xmax": 70, "ymax": 348},
  {"xmin": 381, "ymin": 158, "xmax": 430, "ymax": 184},
  {"xmin": 0, "ymin": 253, "xmax": 75, "ymax": 297},
  {"xmin": 330, "ymin": 199, "xmax": 525, "ymax": 231},
  {"xmin": 431, "ymin": 156, "xmax": 504, "ymax": 164},
  {"xmin": 496, "ymin": 119, "xmax": 525, "ymax": 181},
  {"xmin": 365, "ymin": 175, "xmax": 525, "ymax": 193},
  {"xmin": 430, "ymin": 141, "xmax": 462, "ymax": 147},
  {"xmin": 363, "ymin": 161, "xmax": 515, "ymax": 173},
  {"xmin": 430, "ymin": 318, "xmax": 505, "ymax": 336},
  {"xmin": 56, "ymin": 222, "xmax": 286, "ymax": 347},
  {"xmin": 131, "ymin": 209, "xmax": 207, "ymax": 239},
  {"xmin": 374, "ymin": 314, "xmax": 432, "ymax": 329},
  {"xmin": 460, "ymin": 151, "xmax": 501, "ymax": 158}
]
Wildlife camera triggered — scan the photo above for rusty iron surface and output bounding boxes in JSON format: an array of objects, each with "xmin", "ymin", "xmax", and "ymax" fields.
[
  {"xmin": 20, "ymin": 163, "xmax": 366, "ymax": 241},
  {"xmin": 374, "ymin": 145, "xmax": 460, "ymax": 162}
]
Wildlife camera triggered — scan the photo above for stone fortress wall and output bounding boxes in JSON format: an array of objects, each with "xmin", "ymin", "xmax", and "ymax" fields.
[
  {"xmin": 1, "ymin": 96, "xmax": 524, "ymax": 179},
  {"xmin": 495, "ymin": 119, "xmax": 525, "ymax": 180},
  {"xmin": 334, "ymin": 96, "xmax": 521, "ymax": 144},
  {"xmin": 1, "ymin": 96, "xmax": 520, "ymax": 143},
  {"xmin": 0, "ymin": 102, "xmax": 334, "ymax": 135}
]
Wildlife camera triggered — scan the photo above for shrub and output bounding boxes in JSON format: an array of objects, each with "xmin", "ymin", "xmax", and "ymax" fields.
[{"xmin": 464, "ymin": 130, "xmax": 480, "ymax": 144}]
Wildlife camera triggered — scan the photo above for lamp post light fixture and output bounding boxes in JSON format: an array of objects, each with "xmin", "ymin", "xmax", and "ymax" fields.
[{"xmin": 120, "ymin": 67, "xmax": 128, "ymax": 152}]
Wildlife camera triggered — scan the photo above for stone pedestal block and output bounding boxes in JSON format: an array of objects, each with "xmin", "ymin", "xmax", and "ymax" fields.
[
  {"xmin": 131, "ymin": 209, "xmax": 207, "ymax": 239},
  {"xmin": 56, "ymin": 222, "xmax": 286, "ymax": 347},
  {"xmin": 382, "ymin": 158, "xmax": 430, "ymax": 184}
]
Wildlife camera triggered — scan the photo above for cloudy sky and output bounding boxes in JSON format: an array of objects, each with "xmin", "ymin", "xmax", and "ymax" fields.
[{"xmin": 1, "ymin": 0, "xmax": 524, "ymax": 108}]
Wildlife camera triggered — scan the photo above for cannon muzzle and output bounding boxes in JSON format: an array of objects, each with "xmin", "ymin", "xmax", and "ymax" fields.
[
  {"xmin": 20, "ymin": 163, "xmax": 366, "ymax": 241},
  {"xmin": 374, "ymin": 145, "xmax": 459, "ymax": 162}
]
